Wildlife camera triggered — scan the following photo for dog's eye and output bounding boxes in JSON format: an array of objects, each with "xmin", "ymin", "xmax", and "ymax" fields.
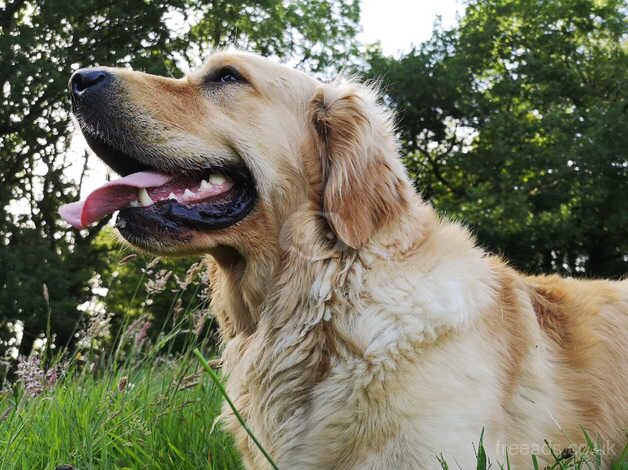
[
  {"xmin": 206, "ymin": 66, "xmax": 246, "ymax": 85},
  {"xmin": 220, "ymin": 71, "xmax": 240, "ymax": 83}
]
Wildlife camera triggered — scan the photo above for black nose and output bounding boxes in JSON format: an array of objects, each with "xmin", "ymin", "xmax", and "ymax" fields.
[{"xmin": 69, "ymin": 68, "xmax": 112, "ymax": 97}]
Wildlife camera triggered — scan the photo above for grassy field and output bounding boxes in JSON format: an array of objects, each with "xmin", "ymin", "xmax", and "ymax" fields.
[
  {"xmin": 0, "ymin": 348, "xmax": 241, "ymax": 470},
  {"xmin": 0, "ymin": 345, "xmax": 627, "ymax": 469}
]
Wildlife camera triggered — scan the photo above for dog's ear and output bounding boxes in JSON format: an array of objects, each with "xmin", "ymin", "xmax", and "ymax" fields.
[{"xmin": 309, "ymin": 82, "xmax": 408, "ymax": 249}]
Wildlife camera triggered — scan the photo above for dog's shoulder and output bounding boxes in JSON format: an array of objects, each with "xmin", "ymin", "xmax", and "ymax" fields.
[{"xmin": 524, "ymin": 273, "xmax": 627, "ymax": 347}]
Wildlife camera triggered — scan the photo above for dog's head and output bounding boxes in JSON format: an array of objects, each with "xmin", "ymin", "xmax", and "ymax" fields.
[{"xmin": 63, "ymin": 51, "xmax": 411, "ymax": 315}]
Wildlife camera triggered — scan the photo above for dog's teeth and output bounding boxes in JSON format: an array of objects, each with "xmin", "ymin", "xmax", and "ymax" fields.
[
  {"xmin": 168, "ymin": 192, "xmax": 178, "ymax": 201},
  {"xmin": 129, "ymin": 200, "xmax": 140, "ymax": 207},
  {"xmin": 200, "ymin": 179, "xmax": 212, "ymax": 192},
  {"xmin": 208, "ymin": 174, "xmax": 226, "ymax": 185},
  {"xmin": 138, "ymin": 188, "xmax": 153, "ymax": 207},
  {"xmin": 183, "ymin": 188, "xmax": 195, "ymax": 200}
]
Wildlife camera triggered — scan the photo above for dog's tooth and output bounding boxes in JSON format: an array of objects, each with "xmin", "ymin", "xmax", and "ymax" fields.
[
  {"xmin": 183, "ymin": 188, "xmax": 195, "ymax": 200},
  {"xmin": 200, "ymin": 179, "xmax": 212, "ymax": 192},
  {"xmin": 138, "ymin": 188, "xmax": 153, "ymax": 207},
  {"xmin": 168, "ymin": 192, "xmax": 178, "ymax": 201},
  {"xmin": 208, "ymin": 174, "xmax": 226, "ymax": 185},
  {"xmin": 129, "ymin": 200, "xmax": 140, "ymax": 207}
]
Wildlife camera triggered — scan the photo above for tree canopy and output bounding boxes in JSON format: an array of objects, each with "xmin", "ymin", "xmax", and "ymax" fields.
[{"xmin": 366, "ymin": 0, "xmax": 627, "ymax": 277}]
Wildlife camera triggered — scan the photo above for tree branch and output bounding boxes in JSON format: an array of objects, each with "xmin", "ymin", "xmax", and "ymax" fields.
[
  {"xmin": 77, "ymin": 150, "xmax": 90, "ymax": 194},
  {"xmin": 415, "ymin": 144, "xmax": 465, "ymax": 196}
]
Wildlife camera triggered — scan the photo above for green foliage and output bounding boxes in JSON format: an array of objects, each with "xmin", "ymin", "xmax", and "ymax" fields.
[
  {"xmin": 477, "ymin": 428, "xmax": 488, "ymax": 469},
  {"xmin": 0, "ymin": 353, "xmax": 240, "ymax": 469},
  {"xmin": 366, "ymin": 0, "xmax": 627, "ymax": 277},
  {"xmin": 185, "ymin": 0, "xmax": 361, "ymax": 72},
  {"xmin": 0, "ymin": 0, "xmax": 190, "ymax": 359},
  {"xmin": 0, "ymin": 229, "xmax": 108, "ymax": 362},
  {"xmin": 0, "ymin": 269, "xmax": 239, "ymax": 468},
  {"xmin": 92, "ymin": 228, "xmax": 212, "ymax": 352}
]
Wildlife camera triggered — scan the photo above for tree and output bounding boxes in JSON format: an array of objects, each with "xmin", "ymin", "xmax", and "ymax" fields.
[
  {"xmin": 1, "ymin": 0, "xmax": 188, "ymax": 360},
  {"xmin": 184, "ymin": 0, "xmax": 360, "ymax": 73},
  {"xmin": 0, "ymin": 0, "xmax": 361, "ymax": 359},
  {"xmin": 366, "ymin": 0, "xmax": 627, "ymax": 277}
]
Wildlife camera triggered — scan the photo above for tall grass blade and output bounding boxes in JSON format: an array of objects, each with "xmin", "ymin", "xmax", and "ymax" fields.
[
  {"xmin": 532, "ymin": 454, "xmax": 540, "ymax": 470},
  {"xmin": 476, "ymin": 427, "xmax": 488, "ymax": 470},
  {"xmin": 612, "ymin": 437, "xmax": 628, "ymax": 470},
  {"xmin": 193, "ymin": 348, "xmax": 278, "ymax": 470}
]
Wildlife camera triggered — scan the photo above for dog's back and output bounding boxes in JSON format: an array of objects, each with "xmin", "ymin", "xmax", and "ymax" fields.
[{"xmin": 526, "ymin": 274, "xmax": 628, "ymax": 449}]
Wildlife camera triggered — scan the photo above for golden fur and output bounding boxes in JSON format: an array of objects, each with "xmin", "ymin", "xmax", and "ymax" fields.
[{"xmin": 101, "ymin": 51, "xmax": 627, "ymax": 468}]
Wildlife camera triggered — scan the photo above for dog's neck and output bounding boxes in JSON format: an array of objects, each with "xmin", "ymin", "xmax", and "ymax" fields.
[
  {"xmin": 208, "ymin": 190, "xmax": 434, "ymax": 340},
  {"xmin": 212, "ymin": 193, "xmax": 439, "ymax": 459}
]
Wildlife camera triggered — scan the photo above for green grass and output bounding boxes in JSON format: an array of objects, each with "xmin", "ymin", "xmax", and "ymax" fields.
[
  {"xmin": 0, "ymin": 350, "xmax": 241, "ymax": 470},
  {"xmin": 1, "ymin": 347, "xmax": 627, "ymax": 469}
]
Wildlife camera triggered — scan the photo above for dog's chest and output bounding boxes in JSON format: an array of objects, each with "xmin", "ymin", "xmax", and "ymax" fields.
[
  {"xmin": 219, "ymin": 252, "xmax": 504, "ymax": 468},
  {"xmin": 221, "ymin": 307, "xmax": 504, "ymax": 469}
]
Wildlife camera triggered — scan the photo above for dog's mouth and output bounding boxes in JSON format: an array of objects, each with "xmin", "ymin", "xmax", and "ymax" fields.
[{"xmin": 59, "ymin": 134, "xmax": 257, "ymax": 239}]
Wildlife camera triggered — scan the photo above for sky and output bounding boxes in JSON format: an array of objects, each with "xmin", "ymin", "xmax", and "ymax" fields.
[
  {"xmin": 73, "ymin": 0, "xmax": 464, "ymax": 199},
  {"xmin": 359, "ymin": 0, "xmax": 463, "ymax": 56}
]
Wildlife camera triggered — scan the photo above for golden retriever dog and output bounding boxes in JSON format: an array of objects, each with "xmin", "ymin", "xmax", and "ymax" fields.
[{"xmin": 60, "ymin": 51, "xmax": 628, "ymax": 468}]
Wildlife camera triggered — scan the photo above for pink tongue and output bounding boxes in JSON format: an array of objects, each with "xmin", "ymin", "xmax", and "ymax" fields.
[{"xmin": 59, "ymin": 171, "xmax": 173, "ymax": 229}]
